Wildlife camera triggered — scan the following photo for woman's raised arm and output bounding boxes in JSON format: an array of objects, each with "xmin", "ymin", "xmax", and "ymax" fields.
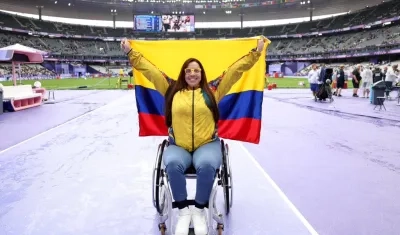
[
  {"xmin": 121, "ymin": 39, "xmax": 171, "ymax": 96},
  {"xmin": 210, "ymin": 38, "xmax": 265, "ymax": 101}
]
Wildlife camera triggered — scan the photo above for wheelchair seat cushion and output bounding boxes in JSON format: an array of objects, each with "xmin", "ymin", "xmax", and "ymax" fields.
[
  {"xmin": 185, "ymin": 165, "xmax": 197, "ymax": 174},
  {"xmin": 184, "ymin": 165, "xmax": 220, "ymax": 175}
]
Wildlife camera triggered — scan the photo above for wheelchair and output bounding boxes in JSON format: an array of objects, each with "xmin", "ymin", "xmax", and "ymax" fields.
[{"xmin": 152, "ymin": 139, "xmax": 233, "ymax": 235}]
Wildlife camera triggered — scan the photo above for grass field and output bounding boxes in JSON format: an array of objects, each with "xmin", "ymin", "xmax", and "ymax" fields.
[
  {"xmin": 266, "ymin": 77, "xmax": 354, "ymax": 89},
  {"xmin": 0, "ymin": 77, "xmax": 353, "ymax": 89},
  {"xmin": 1, "ymin": 77, "xmax": 124, "ymax": 90}
]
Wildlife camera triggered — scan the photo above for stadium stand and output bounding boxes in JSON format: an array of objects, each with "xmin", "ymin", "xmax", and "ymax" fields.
[
  {"xmin": 0, "ymin": 0, "xmax": 399, "ymax": 77},
  {"xmin": 0, "ymin": 1, "xmax": 400, "ymax": 56}
]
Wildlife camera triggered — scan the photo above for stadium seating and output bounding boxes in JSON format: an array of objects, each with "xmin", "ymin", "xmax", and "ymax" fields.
[
  {"xmin": 0, "ymin": 0, "xmax": 398, "ymax": 39},
  {"xmin": 0, "ymin": 0, "xmax": 399, "ymax": 79},
  {"xmin": 0, "ymin": 0, "xmax": 399, "ymax": 60},
  {"xmin": 1, "ymin": 23, "xmax": 399, "ymax": 59},
  {"xmin": 2, "ymin": 85, "xmax": 44, "ymax": 112}
]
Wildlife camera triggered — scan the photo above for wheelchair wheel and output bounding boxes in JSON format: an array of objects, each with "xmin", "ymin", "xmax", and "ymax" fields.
[
  {"xmin": 152, "ymin": 143, "xmax": 161, "ymax": 208},
  {"xmin": 225, "ymin": 143, "xmax": 233, "ymax": 209},
  {"xmin": 153, "ymin": 139, "xmax": 168, "ymax": 214},
  {"xmin": 220, "ymin": 140, "xmax": 233, "ymax": 215}
]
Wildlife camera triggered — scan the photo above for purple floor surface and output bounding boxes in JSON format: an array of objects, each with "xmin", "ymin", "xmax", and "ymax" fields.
[
  {"xmin": 0, "ymin": 91, "xmax": 311, "ymax": 235},
  {"xmin": 246, "ymin": 89, "xmax": 400, "ymax": 235},
  {"xmin": 264, "ymin": 89, "xmax": 400, "ymax": 124},
  {"xmin": 0, "ymin": 89, "xmax": 399, "ymax": 235},
  {"xmin": 0, "ymin": 90, "xmax": 128, "ymax": 151}
]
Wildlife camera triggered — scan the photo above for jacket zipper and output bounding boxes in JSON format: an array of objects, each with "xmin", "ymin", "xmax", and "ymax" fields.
[{"xmin": 192, "ymin": 88, "xmax": 195, "ymax": 152}]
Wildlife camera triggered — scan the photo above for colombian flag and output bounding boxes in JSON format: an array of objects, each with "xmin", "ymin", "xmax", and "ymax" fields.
[{"xmin": 131, "ymin": 36, "xmax": 270, "ymax": 144}]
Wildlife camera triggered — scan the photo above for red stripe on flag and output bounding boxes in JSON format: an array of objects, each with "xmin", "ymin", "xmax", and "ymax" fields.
[
  {"xmin": 218, "ymin": 118, "xmax": 262, "ymax": 144},
  {"xmin": 138, "ymin": 114, "xmax": 262, "ymax": 144},
  {"xmin": 138, "ymin": 113, "xmax": 168, "ymax": 136}
]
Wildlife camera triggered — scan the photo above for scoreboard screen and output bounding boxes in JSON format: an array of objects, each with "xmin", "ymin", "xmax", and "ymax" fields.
[
  {"xmin": 161, "ymin": 15, "xmax": 195, "ymax": 32},
  {"xmin": 133, "ymin": 15, "xmax": 162, "ymax": 32}
]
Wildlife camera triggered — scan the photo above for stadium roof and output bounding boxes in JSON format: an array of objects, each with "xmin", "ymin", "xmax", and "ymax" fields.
[{"xmin": 0, "ymin": 0, "xmax": 387, "ymax": 22}]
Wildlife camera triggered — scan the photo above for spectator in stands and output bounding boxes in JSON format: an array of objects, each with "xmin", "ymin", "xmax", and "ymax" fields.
[
  {"xmin": 308, "ymin": 64, "xmax": 319, "ymax": 98},
  {"xmin": 334, "ymin": 65, "xmax": 345, "ymax": 97},
  {"xmin": 361, "ymin": 66, "xmax": 373, "ymax": 98},
  {"xmin": 351, "ymin": 64, "xmax": 362, "ymax": 97}
]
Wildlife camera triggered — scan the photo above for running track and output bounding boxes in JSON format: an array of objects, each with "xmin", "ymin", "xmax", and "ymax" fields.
[{"xmin": 0, "ymin": 89, "xmax": 399, "ymax": 235}]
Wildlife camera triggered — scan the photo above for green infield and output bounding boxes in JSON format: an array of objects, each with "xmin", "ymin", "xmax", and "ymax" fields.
[
  {"xmin": 267, "ymin": 77, "xmax": 353, "ymax": 89},
  {"xmin": 0, "ymin": 77, "xmax": 353, "ymax": 89},
  {"xmin": 0, "ymin": 77, "xmax": 128, "ymax": 90}
]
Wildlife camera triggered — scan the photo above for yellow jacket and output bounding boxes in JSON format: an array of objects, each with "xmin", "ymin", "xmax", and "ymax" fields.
[{"xmin": 129, "ymin": 49, "xmax": 261, "ymax": 152}]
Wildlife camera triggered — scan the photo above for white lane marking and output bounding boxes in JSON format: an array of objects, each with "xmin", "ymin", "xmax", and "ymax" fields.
[{"xmin": 239, "ymin": 142, "xmax": 319, "ymax": 235}]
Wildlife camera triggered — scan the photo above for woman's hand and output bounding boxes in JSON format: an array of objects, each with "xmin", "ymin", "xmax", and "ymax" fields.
[
  {"xmin": 121, "ymin": 38, "xmax": 132, "ymax": 54},
  {"xmin": 256, "ymin": 38, "xmax": 265, "ymax": 52}
]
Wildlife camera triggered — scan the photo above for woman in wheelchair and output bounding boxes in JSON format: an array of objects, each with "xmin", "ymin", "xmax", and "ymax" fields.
[{"xmin": 121, "ymin": 38, "xmax": 264, "ymax": 235}]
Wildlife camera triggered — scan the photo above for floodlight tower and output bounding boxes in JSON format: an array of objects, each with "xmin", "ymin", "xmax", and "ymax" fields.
[
  {"xmin": 308, "ymin": 1, "xmax": 314, "ymax": 21},
  {"xmin": 36, "ymin": 5, "xmax": 44, "ymax": 21},
  {"xmin": 239, "ymin": 7, "xmax": 244, "ymax": 29},
  {"xmin": 301, "ymin": 0, "xmax": 314, "ymax": 21},
  {"xmin": 111, "ymin": 9, "xmax": 118, "ymax": 29}
]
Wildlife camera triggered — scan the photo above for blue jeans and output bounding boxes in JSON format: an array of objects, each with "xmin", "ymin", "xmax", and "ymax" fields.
[{"xmin": 163, "ymin": 140, "xmax": 222, "ymax": 205}]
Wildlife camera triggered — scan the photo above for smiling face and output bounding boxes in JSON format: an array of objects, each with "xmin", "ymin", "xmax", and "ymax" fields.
[{"xmin": 184, "ymin": 61, "xmax": 202, "ymax": 88}]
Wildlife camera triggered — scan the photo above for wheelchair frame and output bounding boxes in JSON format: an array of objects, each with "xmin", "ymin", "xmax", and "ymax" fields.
[
  {"xmin": 315, "ymin": 83, "xmax": 334, "ymax": 103},
  {"xmin": 152, "ymin": 139, "xmax": 233, "ymax": 235}
]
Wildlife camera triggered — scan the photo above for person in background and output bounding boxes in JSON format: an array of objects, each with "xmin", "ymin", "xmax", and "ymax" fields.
[
  {"xmin": 361, "ymin": 66, "xmax": 373, "ymax": 98},
  {"xmin": 372, "ymin": 67, "xmax": 384, "ymax": 83},
  {"xmin": 334, "ymin": 65, "xmax": 345, "ymax": 97},
  {"xmin": 384, "ymin": 64, "xmax": 399, "ymax": 98},
  {"xmin": 318, "ymin": 63, "xmax": 326, "ymax": 83},
  {"xmin": 360, "ymin": 65, "xmax": 366, "ymax": 81},
  {"xmin": 382, "ymin": 66, "xmax": 388, "ymax": 80},
  {"xmin": 332, "ymin": 68, "xmax": 338, "ymax": 84},
  {"xmin": 308, "ymin": 64, "xmax": 319, "ymax": 98},
  {"xmin": 128, "ymin": 70, "xmax": 133, "ymax": 84},
  {"xmin": 265, "ymin": 73, "xmax": 270, "ymax": 86},
  {"xmin": 162, "ymin": 15, "xmax": 172, "ymax": 32},
  {"xmin": 352, "ymin": 64, "xmax": 362, "ymax": 97}
]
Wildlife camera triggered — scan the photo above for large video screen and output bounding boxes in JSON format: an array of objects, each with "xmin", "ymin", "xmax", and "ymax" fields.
[
  {"xmin": 161, "ymin": 15, "xmax": 195, "ymax": 32},
  {"xmin": 133, "ymin": 15, "xmax": 162, "ymax": 32}
]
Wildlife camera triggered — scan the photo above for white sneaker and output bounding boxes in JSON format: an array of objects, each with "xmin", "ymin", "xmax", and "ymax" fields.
[
  {"xmin": 192, "ymin": 207, "xmax": 208, "ymax": 235},
  {"xmin": 175, "ymin": 207, "xmax": 192, "ymax": 235}
]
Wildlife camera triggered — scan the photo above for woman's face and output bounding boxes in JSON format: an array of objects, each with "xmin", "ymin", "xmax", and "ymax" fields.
[{"xmin": 185, "ymin": 61, "xmax": 202, "ymax": 88}]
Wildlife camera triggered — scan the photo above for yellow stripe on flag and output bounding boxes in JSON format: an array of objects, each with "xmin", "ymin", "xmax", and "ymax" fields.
[{"xmin": 130, "ymin": 36, "xmax": 270, "ymax": 94}]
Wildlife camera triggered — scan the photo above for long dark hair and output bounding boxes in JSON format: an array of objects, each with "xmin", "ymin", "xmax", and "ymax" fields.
[{"xmin": 164, "ymin": 58, "xmax": 219, "ymax": 127}]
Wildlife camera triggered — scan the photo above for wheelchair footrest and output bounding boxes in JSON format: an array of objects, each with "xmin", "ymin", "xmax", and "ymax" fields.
[{"xmin": 172, "ymin": 200, "xmax": 209, "ymax": 209}]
